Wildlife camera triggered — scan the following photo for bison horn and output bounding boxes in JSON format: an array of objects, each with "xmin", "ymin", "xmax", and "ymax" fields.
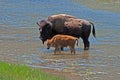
[{"xmin": 36, "ymin": 22, "xmax": 40, "ymax": 27}]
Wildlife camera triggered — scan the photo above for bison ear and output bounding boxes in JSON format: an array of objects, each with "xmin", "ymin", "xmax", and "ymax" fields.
[
  {"xmin": 46, "ymin": 21, "xmax": 53, "ymax": 29},
  {"xmin": 47, "ymin": 21, "xmax": 52, "ymax": 27},
  {"xmin": 37, "ymin": 20, "xmax": 47, "ymax": 28},
  {"xmin": 36, "ymin": 22, "xmax": 40, "ymax": 27}
]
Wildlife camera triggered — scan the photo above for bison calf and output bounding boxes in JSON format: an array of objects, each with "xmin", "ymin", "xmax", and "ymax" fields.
[{"xmin": 46, "ymin": 34, "xmax": 78, "ymax": 54}]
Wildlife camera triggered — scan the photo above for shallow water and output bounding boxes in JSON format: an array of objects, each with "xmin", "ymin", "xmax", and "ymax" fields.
[
  {"xmin": 73, "ymin": 0, "xmax": 120, "ymax": 13},
  {"xmin": 0, "ymin": 0, "xmax": 120, "ymax": 80}
]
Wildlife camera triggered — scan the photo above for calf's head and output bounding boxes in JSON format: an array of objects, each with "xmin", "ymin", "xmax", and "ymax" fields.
[{"xmin": 46, "ymin": 39, "xmax": 53, "ymax": 49}]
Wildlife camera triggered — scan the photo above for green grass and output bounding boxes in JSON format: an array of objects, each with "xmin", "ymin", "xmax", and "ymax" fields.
[{"xmin": 0, "ymin": 61, "xmax": 66, "ymax": 80}]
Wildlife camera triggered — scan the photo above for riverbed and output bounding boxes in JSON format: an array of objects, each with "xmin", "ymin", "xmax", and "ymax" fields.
[{"xmin": 0, "ymin": 0, "xmax": 120, "ymax": 80}]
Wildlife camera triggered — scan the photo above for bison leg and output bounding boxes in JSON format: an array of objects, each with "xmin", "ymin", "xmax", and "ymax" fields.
[
  {"xmin": 81, "ymin": 25, "xmax": 91, "ymax": 50},
  {"xmin": 61, "ymin": 47, "xmax": 64, "ymax": 51},
  {"xmin": 82, "ymin": 37, "xmax": 90, "ymax": 50}
]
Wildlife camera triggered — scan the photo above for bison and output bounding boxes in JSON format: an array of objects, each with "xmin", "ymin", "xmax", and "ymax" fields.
[
  {"xmin": 37, "ymin": 14, "xmax": 96, "ymax": 50},
  {"xmin": 46, "ymin": 34, "xmax": 78, "ymax": 54}
]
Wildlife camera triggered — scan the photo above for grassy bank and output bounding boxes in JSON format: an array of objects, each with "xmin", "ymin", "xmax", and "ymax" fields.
[
  {"xmin": 73, "ymin": 0, "xmax": 120, "ymax": 12},
  {"xmin": 0, "ymin": 61, "xmax": 66, "ymax": 80}
]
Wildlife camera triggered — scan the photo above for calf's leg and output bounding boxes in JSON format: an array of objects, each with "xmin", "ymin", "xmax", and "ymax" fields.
[
  {"xmin": 72, "ymin": 47, "xmax": 76, "ymax": 55},
  {"xmin": 54, "ymin": 47, "xmax": 59, "ymax": 54},
  {"xmin": 58, "ymin": 47, "xmax": 61, "ymax": 54},
  {"xmin": 69, "ymin": 46, "xmax": 75, "ymax": 54}
]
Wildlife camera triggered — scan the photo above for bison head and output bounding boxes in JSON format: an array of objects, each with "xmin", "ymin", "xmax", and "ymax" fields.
[{"xmin": 37, "ymin": 20, "xmax": 55, "ymax": 44}]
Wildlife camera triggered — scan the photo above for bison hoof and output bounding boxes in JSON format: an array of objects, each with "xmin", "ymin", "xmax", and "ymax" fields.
[
  {"xmin": 47, "ymin": 48, "xmax": 50, "ymax": 49},
  {"xmin": 61, "ymin": 47, "xmax": 64, "ymax": 51},
  {"xmin": 84, "ymin": 47, "xmax": 89, "ymax": 50}
]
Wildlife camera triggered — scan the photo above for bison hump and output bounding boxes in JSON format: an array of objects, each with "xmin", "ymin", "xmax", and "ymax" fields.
[{"xmin": 64, "ymin": 19, "xmax": 83, "ymax": 28}]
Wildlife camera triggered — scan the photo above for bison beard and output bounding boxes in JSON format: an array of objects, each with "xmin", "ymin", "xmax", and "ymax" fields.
[{"xmin": 37, "ymin": 14, "xmax": 96, "ymax": 50}]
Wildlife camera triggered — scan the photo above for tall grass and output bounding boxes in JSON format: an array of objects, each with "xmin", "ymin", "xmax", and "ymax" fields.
[{"xmin": 0, "ymin": 61, "xmax": 66, "ymax": 80}]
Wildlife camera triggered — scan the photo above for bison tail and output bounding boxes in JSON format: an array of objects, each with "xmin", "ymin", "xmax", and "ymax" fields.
[{"xmin": 90, "ymin": 22, "xmax": 96, "ymax": 38}]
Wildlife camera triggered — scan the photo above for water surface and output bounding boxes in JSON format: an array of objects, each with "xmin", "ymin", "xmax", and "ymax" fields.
[{"xmin": 0, "ymin": 0, "xmax": 120, "ymax": 80}]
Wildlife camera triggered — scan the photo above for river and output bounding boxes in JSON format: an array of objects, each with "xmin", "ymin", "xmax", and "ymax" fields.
[{"xmin": 0, "ymin": 0, "xmax": 120, "ymax": 80}]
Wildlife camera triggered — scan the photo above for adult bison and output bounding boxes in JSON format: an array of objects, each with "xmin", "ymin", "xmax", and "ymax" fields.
[{"xmin": 37, "ymin": 14, "xmax": 96, "ymax": 50}]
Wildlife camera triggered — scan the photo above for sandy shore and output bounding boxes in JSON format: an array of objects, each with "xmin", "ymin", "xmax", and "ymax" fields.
[{"xmin": 41, "ymin": 68, "xmax": 83, "ymax": 80}]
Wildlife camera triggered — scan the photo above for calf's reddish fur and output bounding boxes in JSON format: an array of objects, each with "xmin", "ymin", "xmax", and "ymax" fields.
[{"xmin": 46, "ymin": 34, "xmax": 78, "ymax": 54}]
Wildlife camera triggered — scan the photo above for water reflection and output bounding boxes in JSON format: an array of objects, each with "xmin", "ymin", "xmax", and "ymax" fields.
[{"xmin": 81, "ymin": 51, "xmax": 89, "ymax": 59}]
